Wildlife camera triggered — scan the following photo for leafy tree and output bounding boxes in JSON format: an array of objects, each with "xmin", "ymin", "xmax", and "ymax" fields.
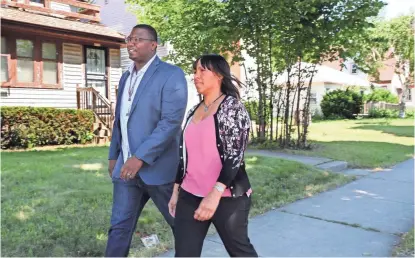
[
  {"xmin": 127, "ymin": 0, "xmax": 385, "ymax": 148},
  {"xmin": 351, "ymin": 14, "xmax": 414, "ymax": 117},
  {"xmin": 127, "ymin": 0, "xmax": 238, "ymax": 73}
]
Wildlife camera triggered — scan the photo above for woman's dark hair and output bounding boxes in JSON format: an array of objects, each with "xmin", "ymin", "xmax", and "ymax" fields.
[{"xmin": 193, "ymin": 54, "xmax": 242, "ymax": 99}]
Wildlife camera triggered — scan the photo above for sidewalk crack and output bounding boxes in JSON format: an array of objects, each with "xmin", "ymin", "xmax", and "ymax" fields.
[{"xmin": 280, "ymin": 210, "xmax": 400, "ymax": 236}]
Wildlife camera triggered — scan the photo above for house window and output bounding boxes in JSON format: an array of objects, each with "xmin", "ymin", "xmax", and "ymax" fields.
[
  {"xmin": 1, "ymin": 37, "xmax": 9, "ymax": 83},
  {"xmin": 310, "ymin": 92, "xmax": 317, "ymax": 104},
  {"xmin": 16, "ymin": 39, "xmax": 34, "ymax": 83},
  {"xmin": 29, "ymin": 0, "xmax": 44, "ymax": 5},
  {"xmin": 1, "ymin": 35, "xmax": 62, "ymax": 88},
  {"xmin": 351, "ymin": 64, "xmax": 357, "ymax": 74},
  {"xmin": 42, "ymin": 43, "xmax": 58, "ymax": 85}
]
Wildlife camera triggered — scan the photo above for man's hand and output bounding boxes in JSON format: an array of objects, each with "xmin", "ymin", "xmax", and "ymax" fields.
[
  {"xmin": 120, "ymin": 156, "xmax": 143, "ymax": 180},
  {"xmin": 194, "ymin": 187, "xmax": 222, "ymax": 221},
  {"xmin": 108, "ymin": 159, "xmax": 116, "ymax": 178}
]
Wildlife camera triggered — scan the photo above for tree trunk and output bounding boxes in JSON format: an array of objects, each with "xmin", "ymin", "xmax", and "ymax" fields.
[
  {"xmin": 268, "ymin": 34, "xmax": 274, "ymax": 141},
  {"xmin": 242, "ymin": 63, "xmax": 255, "ymax": 139},
  {"xmin": 295, "ymin": 71, "xmax": 303, "ymax": 147},
  {"xmin": 275, "ymin": 88, "xmax": 282, "ymax": 143},
  {"xmin": 397, "ymin": 70, "xmax": 407, "ymax": 118},
  {"xmin": 301, "ymin": 64, "xmax": 317, "ymax": 147},
  {"xmin": 284, "ymin": 73, "xmax": 291, "ymax": 147},
  {"xmin": 257, "ymin": 74, "xmax": 266, "ymax": 140}
]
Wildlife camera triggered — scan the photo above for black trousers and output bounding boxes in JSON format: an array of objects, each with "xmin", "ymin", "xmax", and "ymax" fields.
[{"xmin": 174, "ymin": 189, "xmax": 258, "ymax": 257}]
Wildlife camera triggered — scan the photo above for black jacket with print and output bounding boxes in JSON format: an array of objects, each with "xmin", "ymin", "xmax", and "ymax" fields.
[{"xmin": 175, "ymin": 95, "xmax": 251, "ymax": 197}]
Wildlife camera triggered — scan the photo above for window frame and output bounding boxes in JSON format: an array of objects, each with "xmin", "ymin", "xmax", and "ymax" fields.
[
  {"xmin": 40, "ymin": 40, "xmax": 61, "ymax": 87},
  {"xmin": 1, "ymin": 34, "xmax": 63, "ymax": 89},
  {"xmin": 15, "ymin": 37, "xmax": 36, "ymax": 86},
  {"xmin": 1, "ymin": 36, "xmax": 12, "ymax": 87}
]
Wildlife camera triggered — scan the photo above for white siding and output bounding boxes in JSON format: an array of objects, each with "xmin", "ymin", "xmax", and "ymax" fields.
[
  {"xmin": 0, "ymin": 43, "xmax": 83, "ymax": 108},
  {"xmin": 157, "ymin": 45, "xmax": 168, "ymax": 58},
  {"xmin": 50, "ymin": 1, "xmax": 71, "ymax": 12},
  {"xmin": 120, "ymin": 48, "xmax": 131, "ymax": 73},
  {"xmin": 109, "ymin": 48, "xmax": 122, "ymax": 103},
  {"xmin": 50, "ymin": 1, "xmax": 78, "ymax": 12},
  {"xmin": 120, "ymin": 46, "xmax": 169, "ymax": 73},
  {"xmin": 62, "ymin": 43, "xmax": 84, "ymax": 101}
]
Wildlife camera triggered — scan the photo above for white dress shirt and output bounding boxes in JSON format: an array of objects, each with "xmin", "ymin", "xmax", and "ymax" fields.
[{"xmin": 120, "ymin": 54, "xmax": 157, "ymax": 163}]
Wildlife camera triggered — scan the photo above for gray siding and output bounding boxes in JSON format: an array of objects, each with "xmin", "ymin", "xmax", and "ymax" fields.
[
  {"xmin": 95, "ymin": 0, "xmax": 137, "ymax": 36},
  {"xmin": 96, "ymin": 0, "xmax": 169, "ymax": 72}
]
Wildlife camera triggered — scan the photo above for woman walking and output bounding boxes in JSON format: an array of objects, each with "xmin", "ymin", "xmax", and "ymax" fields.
[{"xmin": 168, "ymin": 54, "xmax": 258, "ymax": 257}]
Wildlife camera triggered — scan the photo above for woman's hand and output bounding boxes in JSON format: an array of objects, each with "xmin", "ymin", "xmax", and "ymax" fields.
[
  {"xmin": 168, "ymin": 184, "xmax": 180, "ymax": 217},
  {"xmin": 194, "ymin": 186, "xmax": 223, "ymax": 221}
]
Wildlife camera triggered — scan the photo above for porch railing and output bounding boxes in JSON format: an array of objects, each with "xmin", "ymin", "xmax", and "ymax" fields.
[
  {"xmin": 76, "ymin": 86, "xmax": 114, "ymax": 132},
  {"xmin": 1, "ymin": 0, "xmax": 101, "ymax": 22}
]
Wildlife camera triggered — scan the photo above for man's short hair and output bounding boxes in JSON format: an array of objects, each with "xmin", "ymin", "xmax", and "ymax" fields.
[{"xmin": 133, "ymin": 24, "xmax": 158, "ymax": 42}]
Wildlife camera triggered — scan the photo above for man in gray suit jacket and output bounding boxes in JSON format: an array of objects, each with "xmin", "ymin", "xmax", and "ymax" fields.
[{"xmin": 105, "ymin": 24, "xmax": 188, "ymax": 257}]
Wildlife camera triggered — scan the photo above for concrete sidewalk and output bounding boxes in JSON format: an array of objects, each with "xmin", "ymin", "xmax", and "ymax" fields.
[{"xmin": 161, "ymin": 158, "xmax": 414, "ymax": 257}]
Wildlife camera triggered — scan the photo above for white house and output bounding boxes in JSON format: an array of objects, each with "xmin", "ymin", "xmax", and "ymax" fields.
[
  {"xmin": 324, "ymin": 56, "xmax": 415, "ymax": 108},
  {"xmin": 275, "ymin": 62, "xmax": 374, "ymax": 114},
  {"xmin": 238, "ymin": 46, "xmax": 374, "ymax": 115}
]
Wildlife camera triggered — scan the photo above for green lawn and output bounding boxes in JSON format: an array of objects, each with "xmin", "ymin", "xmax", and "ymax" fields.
[
  {"xmin": 254, "ymin": 118, "xmax": 414, "ymax": 168},
  {"xmin": 1, "ymin": 147, "xmax": 352, "ymax": 257},
  {"xmin": 393, "ymin": 229, "xmax": 414, "ymax": 257}
]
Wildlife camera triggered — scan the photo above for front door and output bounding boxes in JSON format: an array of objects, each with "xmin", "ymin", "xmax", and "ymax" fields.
[{"xmin": 85, "ymin": 47, "xmax": 107, "ymax": 98}]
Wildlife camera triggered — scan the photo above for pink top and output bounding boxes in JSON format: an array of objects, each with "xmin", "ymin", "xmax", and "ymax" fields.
[
  {"xmin": 182, "ymin": 115, "xmax": 232, "ymax": 197},
  {"xmin": 182, "ymin": 115, "xmax": 252, "ymax": 197}
]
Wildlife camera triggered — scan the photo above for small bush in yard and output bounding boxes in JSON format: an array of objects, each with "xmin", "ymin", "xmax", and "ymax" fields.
[
  {"xmin": 364, "ymin": 87, "xmax": 399, "ymax": 103},
  {"xmin": 320, "ymin": 89, "xmax": 363, "ymax": 119},
  {"xmin": 1, "ymin": 107, "xmax": 95, "ymax": 149},
  {"xmin": 406, "ymin": 110, "xmax": 414, "ymax": 118},
  {"xmin": 368, "ymin": 108, "xmax": 400, "ymax": 118}
]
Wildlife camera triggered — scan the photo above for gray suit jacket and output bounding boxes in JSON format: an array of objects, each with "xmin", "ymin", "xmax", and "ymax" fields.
[{"xmin": 108, "ymin": 56, "xmax": 188, "ymax": 185}]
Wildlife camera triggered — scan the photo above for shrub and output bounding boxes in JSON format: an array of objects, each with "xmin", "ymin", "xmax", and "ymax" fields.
[
  {"xmin": 320, "ymin": 89, "xmax": 363, "ymax": 119},
  {"xmin": 1, "ymin": 107, "xmax": 95, "ymax": 149},
  {"xmin": 368, "ymin": 108, "xmax": 399, "ymax": 118},
  {"xmin": 364, "ymin": 88, "xmax": 399, "ymax": 104},
  {"xmin": 311, "ymin": 112, "xmax": 325, "ymax": 121}
]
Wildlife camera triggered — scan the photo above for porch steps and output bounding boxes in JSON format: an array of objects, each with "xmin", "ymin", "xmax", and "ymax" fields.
[{"xmin": 92, "ymin": 118, "xmax": 111, "ymax": 144}]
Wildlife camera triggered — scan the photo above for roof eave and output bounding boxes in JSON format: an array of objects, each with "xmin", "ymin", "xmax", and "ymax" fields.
[{"xmin": 2, "ymin": 19, "xmax": 125, "ymax": 45}]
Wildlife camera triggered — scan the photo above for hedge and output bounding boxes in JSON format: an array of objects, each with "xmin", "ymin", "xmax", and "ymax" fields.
[{"xmin": 1, "ymin": 107, "xmax": 95, "ymax": 149}]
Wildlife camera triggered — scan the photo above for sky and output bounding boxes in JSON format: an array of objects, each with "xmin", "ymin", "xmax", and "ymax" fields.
[{"xmin": 380, "ymin": 0, "xmax": 415, "ymax": 19}]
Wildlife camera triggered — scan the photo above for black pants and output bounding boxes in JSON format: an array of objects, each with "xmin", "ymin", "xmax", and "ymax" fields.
[
  {"xmin": 174, "ymin": 189, "xmax": 258, "ymax": 257},
  {"xmin": 105, "ymin": 176, "xmax": 174, "ymax": 257}
]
